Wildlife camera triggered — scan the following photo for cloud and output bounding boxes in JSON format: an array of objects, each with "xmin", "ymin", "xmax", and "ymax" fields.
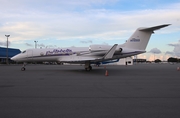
[
  {"xmin": 102, "ymin": 42, "xmax": 110, "ymax": 45},
  {"xmin": 25, "ymin": 42, "xmax": 57, "ymax": 48},
  {"xmin": 80, "ymin": 40, "xmax": 93, "ymax": 44},
  {"xmin": 46, "ymin": 45, "xmax": 57, "ymax": 48},
  {"xmin": 0, "ymin": 41, "xmax": 7, "ymax": 46},
  {"xmin": 0, "ymin": 0, "xmax": 118, "ymax": 10},
  {"xmin": 137, "ymin": 54, "xmax": 147, "ymax": 59},
  {"xmin": 25, "ymin": 43, "xmax": 33, "ymax": 47},
  {"xmin": 165, "ymin": 51, "xmax": 174, "ymax": 55},
  {"xmin": 139, "ymin": 52, "xmax": 171, "ymax": 61},
  {"xmin": 149, "ymin": 48, "xmax": 162, "ymax": 54},
  {"xmin": 0, "ymin": 0, "xmax": 180, "ymax": 52},
  {"xmin": 38, "ymin": 43, "xmax": 45, "ymax": 48},
  {"xmin": 0, "ymin": 41, "xmax": 11, "ymax": 46},
  {"xmin": 1, "ymin": 1, "xmax": 180, "ymax": 43},
  {"xmin": 167, "ymin": 40, "xmax": 180, "ymax": 57},
  {"xmin": 1, "ymin": 8, "xmax": 177, "ymax": 43}
]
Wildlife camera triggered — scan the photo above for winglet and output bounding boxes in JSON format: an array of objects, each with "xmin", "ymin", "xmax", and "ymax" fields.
[{"xmin": 103, "ymin": 44, "xmax": 118, "ymax": 59}]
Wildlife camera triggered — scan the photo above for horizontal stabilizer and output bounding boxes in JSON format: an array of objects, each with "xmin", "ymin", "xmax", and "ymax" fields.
[
  {"xmin": 139, "ymin": 24, "xmax": 171, "ymax": 31},
  {"xmin": 103, "ymin": 44, "xmax": 118, "ymax": 59}
]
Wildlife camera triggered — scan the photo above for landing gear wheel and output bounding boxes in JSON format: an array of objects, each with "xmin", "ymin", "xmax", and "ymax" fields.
[
  {"xmin": 85, "ymin": 66, "xmax": 92, "ymax": 71},
  {"xmin": 89, "ymin": 66, "xmax": 92, "ymax": 70},
  {"xmin": 21, "ymin": 67, "xmax": 26, "ymax": 71}
]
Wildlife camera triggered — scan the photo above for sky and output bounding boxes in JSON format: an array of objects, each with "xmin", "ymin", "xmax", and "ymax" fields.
[{"xmin": 0, "ymin": 0, "xmax": 180, "ymax": 61}]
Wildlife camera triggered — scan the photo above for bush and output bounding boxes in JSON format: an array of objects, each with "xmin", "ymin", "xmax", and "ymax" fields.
[
  {"xmin": 155, "ymin": 59, "xmax": 161, "ymax": 63},
  {"xmin": 167, "ymin": 57, "xmax": 179, "ymax": 63}
]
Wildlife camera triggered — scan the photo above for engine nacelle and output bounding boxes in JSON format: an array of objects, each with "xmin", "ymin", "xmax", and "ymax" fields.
[
  {"xmin": 89, "ymin": 45, "xmax": 123, "ymax": 53},
  {"xmin": 119, "ymin": 48, "xmax": 123, "ymax": 53},
  {"xmin": 89, "ymin": 45, "xmax": 112, "ymax": 51}
]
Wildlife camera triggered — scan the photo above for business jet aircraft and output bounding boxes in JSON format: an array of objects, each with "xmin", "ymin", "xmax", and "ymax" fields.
[{"xmin": 11, "ymin": 24, "xmax": 170, "ymax": 71}]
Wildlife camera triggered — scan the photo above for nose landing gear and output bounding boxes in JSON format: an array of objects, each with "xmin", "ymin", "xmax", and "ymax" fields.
[{"xmin": 21, "ymin": 63, "xmax": 26, "ymax": 71}]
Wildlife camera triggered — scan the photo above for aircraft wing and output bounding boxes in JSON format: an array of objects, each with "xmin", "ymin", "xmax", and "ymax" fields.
[
  {"xmin": 59, "ymin": 56, "xmax": 98, "ymax": 63},
  {"xmin": 103, "ymin": 44, "xmax": 118, "ymax": 59},
  {"xmin": 58, "ymin": 44, "xmax": 118, "ymax": 63}
]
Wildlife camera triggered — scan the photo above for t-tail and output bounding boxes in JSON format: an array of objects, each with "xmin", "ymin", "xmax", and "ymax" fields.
[{"xmin": 123, "ymin": 24, "xmax": 170, "ymax": 51}]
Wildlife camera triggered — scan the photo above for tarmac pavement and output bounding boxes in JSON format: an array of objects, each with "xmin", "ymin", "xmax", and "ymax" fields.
[{"xmin": 0, "ymin": 63, "xmax": 180, "ymax": 118}]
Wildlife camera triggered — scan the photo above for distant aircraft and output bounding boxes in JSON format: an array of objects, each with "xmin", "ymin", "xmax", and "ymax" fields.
[{"xmin": 11, "ymin": 24, "xmax": 170, "ymax": 71}]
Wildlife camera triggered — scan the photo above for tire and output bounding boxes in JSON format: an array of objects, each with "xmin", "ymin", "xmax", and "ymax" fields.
[{"xmin": 21, "ymin": 67, "xmax": 26, "ymax": 71}]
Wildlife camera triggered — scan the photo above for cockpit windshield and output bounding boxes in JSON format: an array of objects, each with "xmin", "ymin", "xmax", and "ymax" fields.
[{"xmin": 22, "ymin": 50, "xmax": 26, "ymax": 53}]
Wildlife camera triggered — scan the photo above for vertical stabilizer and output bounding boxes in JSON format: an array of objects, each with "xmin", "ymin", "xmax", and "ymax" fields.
[{"xmin": 124, "ymin": 24, "xmax": 170, "ymax": 50}]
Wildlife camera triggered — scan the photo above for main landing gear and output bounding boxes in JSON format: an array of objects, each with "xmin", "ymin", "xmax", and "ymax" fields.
[
  {"xmin": 85, "ymin": 61, "xmax": 92, "ymax": 71},
  {"xmin": 21, "ymin": 63, "xmax": 26, "ymax": 71},
  {"xmin": 85, "ymin": 66, "xmax": 92, "ymax": 71}
]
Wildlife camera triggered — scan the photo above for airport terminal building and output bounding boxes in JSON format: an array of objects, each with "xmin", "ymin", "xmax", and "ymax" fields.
[{"xmin": 0, "ymin": 47, "xmax": 21, "ymax": 64}]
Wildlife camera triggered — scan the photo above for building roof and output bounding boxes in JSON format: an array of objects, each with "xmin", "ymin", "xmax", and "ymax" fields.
[{"xmin": 0, "ymin": 47, "xmax": 21, "ymax": 58}]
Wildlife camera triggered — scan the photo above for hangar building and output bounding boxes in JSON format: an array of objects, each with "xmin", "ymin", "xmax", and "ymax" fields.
[{"xmin": 0, "ymin": 47, "xmax": 21, "ymax": 64}]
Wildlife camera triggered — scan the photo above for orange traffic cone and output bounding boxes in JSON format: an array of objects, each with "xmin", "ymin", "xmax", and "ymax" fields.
[{"xmin": 105, "ymin": 70, "xmax": 109, "ymax": 76}]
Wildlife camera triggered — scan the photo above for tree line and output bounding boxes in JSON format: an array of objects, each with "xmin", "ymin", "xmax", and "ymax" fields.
[{"xmin": 167, "ymin": 57, "xmax": 180, "ymax": 63}]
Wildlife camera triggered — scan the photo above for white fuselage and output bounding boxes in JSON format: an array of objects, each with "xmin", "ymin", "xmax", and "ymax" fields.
[{"xmin": 11, "ymin": 45, "xmax": 145, "ymax": 63}]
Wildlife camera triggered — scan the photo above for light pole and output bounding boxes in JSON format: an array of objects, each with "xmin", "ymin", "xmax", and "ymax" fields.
[
  {"xmin": 5, "ymin": 35, "xmax": 10, "ymax": 64},
  {"xmin": 34, "ymin": 41, "xmax": 38, "ymax": 48}
]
